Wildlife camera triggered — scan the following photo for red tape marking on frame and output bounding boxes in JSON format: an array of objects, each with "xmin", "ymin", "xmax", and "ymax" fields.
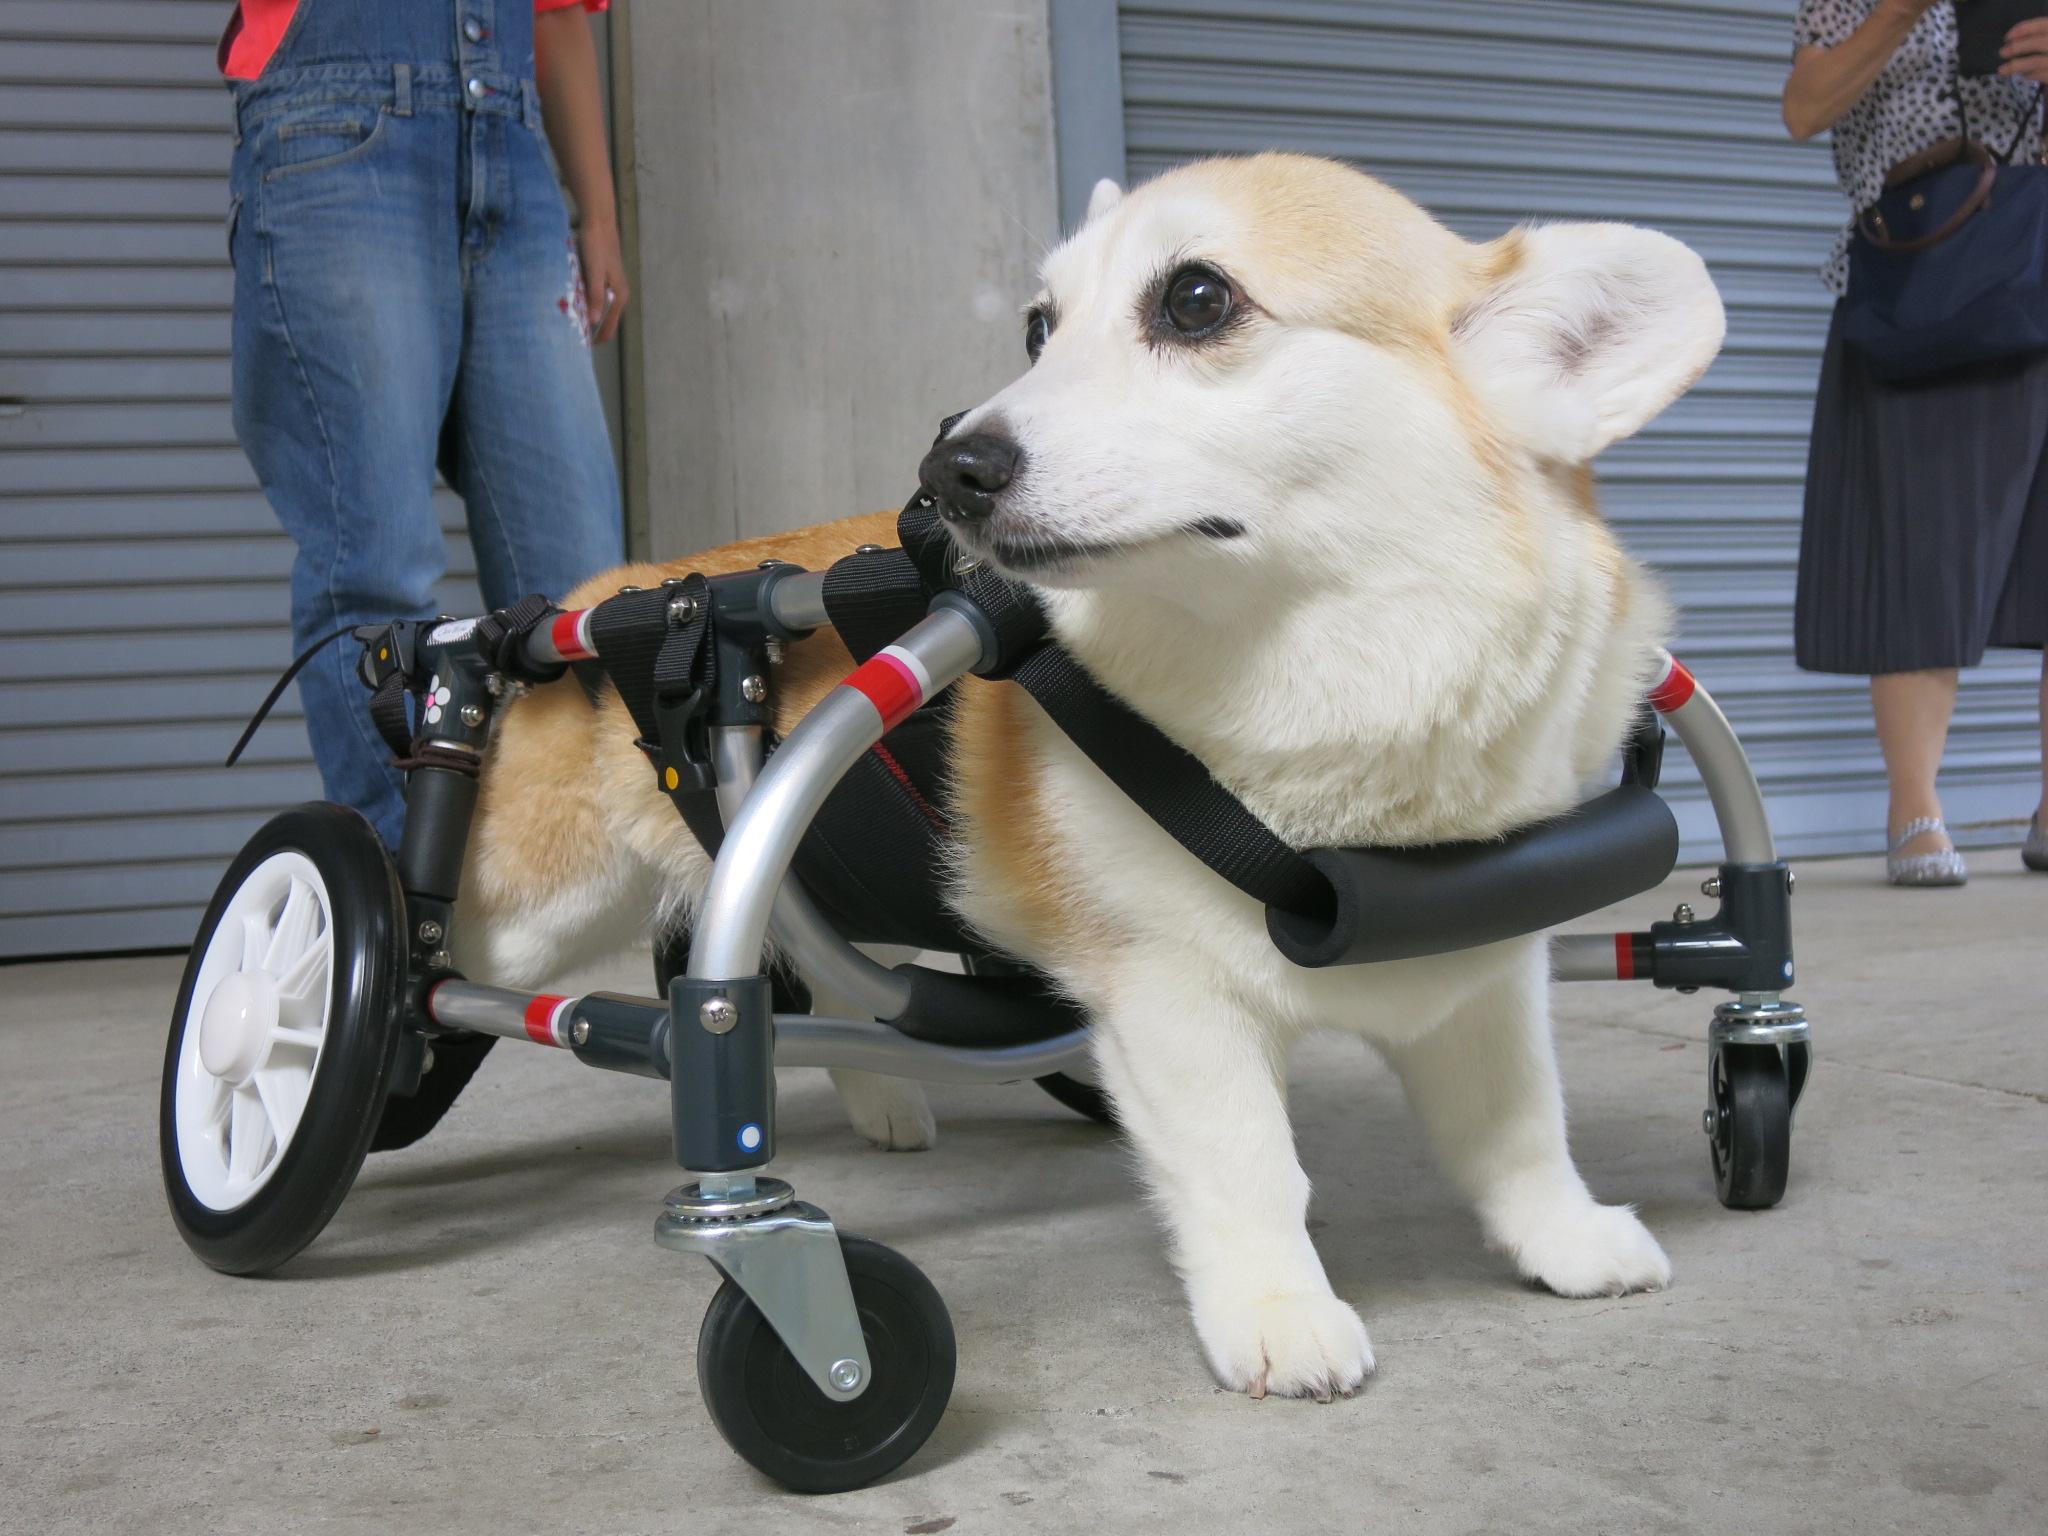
[
  {"xmin": 1648, "ymin": 656, "xmax": 1696, "ymax": 714},
  {"xmin": 524, "ymin": 994, "xmax": 571, "ymax": 1047},
  {"xmin": 845, "ymin": 650, "xmax": 924, "ymax": 730},
  {"xmin": 1614, "ymin": 932, "xmax": 1635, "ymax": 980},
  {"xmin": 550, "ymin": 609, "xmax": 597, "ymax": 662}
]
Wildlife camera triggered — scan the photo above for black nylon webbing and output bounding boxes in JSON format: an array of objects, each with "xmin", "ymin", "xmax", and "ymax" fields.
[
  {"xmin": 1008, "ymin": 644, "xmax": 1334, "ymax": 919},
  {"xmin": 822, "ymin": 547, "xmax": 928, "ymax": 664}
]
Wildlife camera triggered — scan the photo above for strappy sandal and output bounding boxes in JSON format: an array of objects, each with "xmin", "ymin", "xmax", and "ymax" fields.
[
  {"xmin": 2023, "ymin": 811, "xmax": 2048, "ymax": 873},
  {"xmin": 1887, "ymin": 815, "xmax": 1968, "ymax": 887}
]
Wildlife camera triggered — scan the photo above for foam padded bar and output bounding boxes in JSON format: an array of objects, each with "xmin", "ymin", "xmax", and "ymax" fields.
[
  {"xmin": 1266, "ymin": 784, "xmax": 1680, "ymax": 968},
  {"xmin": 884, "ymin": 964, "xmax": 1088, "ymax": 1048}
]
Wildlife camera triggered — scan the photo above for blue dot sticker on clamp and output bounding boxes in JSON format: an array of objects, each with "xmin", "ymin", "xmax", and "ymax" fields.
[{"xmin": 737, "ymin": 1123, "xmax": 763, "ymax": 1152}]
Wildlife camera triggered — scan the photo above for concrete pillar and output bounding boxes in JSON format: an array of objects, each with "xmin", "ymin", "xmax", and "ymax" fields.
[{"xmin": 615, "ymin": 1, "xmax": 1060, "ymax": 558}]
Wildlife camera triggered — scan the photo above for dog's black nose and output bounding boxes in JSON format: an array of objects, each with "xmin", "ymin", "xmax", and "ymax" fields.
[{"xmin": 918, "ymin": 432, "xmax": 1021, "ymax": 524}]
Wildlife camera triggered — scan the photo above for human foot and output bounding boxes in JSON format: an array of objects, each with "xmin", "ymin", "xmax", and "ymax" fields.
[{"xmin": 1887, "ymin": 816, "xmax": 1966, "ymax": 887}]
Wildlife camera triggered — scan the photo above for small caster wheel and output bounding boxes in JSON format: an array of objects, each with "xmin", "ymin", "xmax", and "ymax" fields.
[
  {"xmin": 1036, "ymin": 1071, "xmax": 1117, "ymax": 1126},
  {"xmin": 1706, "ymin": 1041, "xmax": 1791, "ymax": 1210},
  {"xmin": 161, "ymin": 803, "xmax": 405, "ymax": 1274},
  {"xmin": 697, "ymin": 1233, "xmax": 955, "ymax": 1493}
]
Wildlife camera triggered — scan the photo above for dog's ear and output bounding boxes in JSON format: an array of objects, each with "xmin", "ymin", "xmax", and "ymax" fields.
[
  {"xmin": 1451, "ymin": 223, "xmax": 1724, "ymax": 464},
  {"xmin": 1085, "ymin": 177, "xmax": 1124, "ymax": 223}
]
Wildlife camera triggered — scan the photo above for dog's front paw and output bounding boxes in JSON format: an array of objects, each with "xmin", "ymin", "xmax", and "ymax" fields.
[
  {"xmin": 827, "ymin": 1069, "xmax": 936, "ymax": 1151},
  {"xmin": 1192, "ymin": 1288, "xmax": 1374, "ymax": 1401},
  {"xmin": 1497, "ymin": 1198, "xmax": 1672, "ymax": 1298}
]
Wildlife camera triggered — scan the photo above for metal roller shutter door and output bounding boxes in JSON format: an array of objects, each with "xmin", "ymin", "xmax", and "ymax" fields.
[
  {"xmin": 0, "ymin": 0, "xmax": 480, "ymax": 959},
  {"xmin": 1113, "ymin": 0, "xmax": 2042, "ymax": 859}
]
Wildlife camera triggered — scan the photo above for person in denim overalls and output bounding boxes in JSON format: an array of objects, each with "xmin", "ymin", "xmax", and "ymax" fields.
[{"xmin": 224, "ymin": 0, "xmax": 626, "ymax": 848}]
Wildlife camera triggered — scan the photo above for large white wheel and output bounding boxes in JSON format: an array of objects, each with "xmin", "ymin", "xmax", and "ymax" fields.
[{"xmin": 161, "ymin": 804, "xmax": 403, "ymax": 1273}]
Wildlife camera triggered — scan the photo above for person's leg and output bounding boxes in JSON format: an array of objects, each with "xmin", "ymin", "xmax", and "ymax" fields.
[
  {"xmin": 1871, "ymin": 667, "xmax": 1961, "ymax": 856},
  {"xmin": 444, "ymin": 110, "xmax": 622, "ymax": 613},
  {"xmin": 233, "ymin": 97, "xmax": 462, "ymax": 847}
]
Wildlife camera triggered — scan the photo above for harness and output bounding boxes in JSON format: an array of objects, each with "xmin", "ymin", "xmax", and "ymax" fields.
[{"xmin": 490, "ymin": 491, "xmax": 1679, "ymax": 970}]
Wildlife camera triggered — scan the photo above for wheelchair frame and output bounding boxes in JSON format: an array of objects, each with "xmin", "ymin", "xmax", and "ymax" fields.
[{"xmin": 167, "ymin": 566, "xmax": 1810, "ymax": 1492}]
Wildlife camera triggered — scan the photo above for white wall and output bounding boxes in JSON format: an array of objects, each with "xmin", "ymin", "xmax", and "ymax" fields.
[{"xmin": 616, "ymin": 1, "xmax": 1061, "ymax": 558}]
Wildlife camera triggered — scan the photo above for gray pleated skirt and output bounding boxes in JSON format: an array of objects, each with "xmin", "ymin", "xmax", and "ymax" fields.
[{"xmin": 1797, "ymin": 302, "xmax": 2048, "ymax": 674}]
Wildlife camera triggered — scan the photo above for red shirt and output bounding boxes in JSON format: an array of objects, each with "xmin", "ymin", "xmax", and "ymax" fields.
[{"xmin": 221, "ymin": 0, "xmax": 606, "ymax": 82}]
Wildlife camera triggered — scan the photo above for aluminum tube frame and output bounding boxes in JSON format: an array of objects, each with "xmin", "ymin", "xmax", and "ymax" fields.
[
  {"xmin": 711, "ymin": 727, "xmax": 914, "ymax": 1020},
  {"xmin": 1656, "ymin": 651, "xmax": 1775, "ymax": 866},
  {"xmin": 423, "ymin": 979, "xmax": 1091, "ymax": 1084},
  {"xmin": 427, "ymin": 979, "xmax": 569, "ymax": 1045},
  {"xmin": 766, "ymin": 569, "xmax": 829, "ymax": 632},
  {"xmin": 775, "ymin": 1016, "xmax": 1091, "ymax": 1083},
  {"xmin": 687, "ymin": 607, "xmax": 986, "ymax": 983}
]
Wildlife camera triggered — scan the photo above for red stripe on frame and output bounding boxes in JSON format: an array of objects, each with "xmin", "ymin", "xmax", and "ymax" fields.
[
  {"xmin": 1613, "ymin": 932, "xmax": 1635, "ymax": 981},
  {"xmin": 1648, "ymin": 657, "xmax": 1697, "ymax": 714},
  {"xmin": 551, "ymin": 609, "xmax": 597, "ymax": 662},
  {"xmin": 845, "ymin": 652, "xmax": 923, "ymax": 730},
  {"xmin": 524, "ymin": 994, "xmax": 569, "ymax": 1047}
]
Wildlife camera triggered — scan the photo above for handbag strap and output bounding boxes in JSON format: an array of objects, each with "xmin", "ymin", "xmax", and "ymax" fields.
[{"xmin": 1857, "ymin": 157, "xmax": 1997, "ymax": 250}]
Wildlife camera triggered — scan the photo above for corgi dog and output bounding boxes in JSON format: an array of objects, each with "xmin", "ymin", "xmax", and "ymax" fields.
[{"xmin": 454, "ymin": 152, "xmax": 1725, "ymax": 1398}]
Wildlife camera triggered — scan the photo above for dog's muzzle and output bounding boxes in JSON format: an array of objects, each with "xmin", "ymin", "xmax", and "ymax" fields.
[{"xmin": 917, "ymin": 432, "xmax": 1021, "ymax": 526}]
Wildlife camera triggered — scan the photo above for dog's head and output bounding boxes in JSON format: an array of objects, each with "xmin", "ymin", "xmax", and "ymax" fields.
[{"xmin": 918, "ymin": 153, "xmax": 1723, "ymax": 594}]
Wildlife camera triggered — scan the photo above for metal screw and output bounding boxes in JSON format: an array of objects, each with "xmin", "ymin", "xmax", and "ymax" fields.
[
  {"xmin": 740, "ymin": 674, "xmax": 768, "ymax": 704},
  {"xmin": 699, "ymin": 997, "xmax": 739, "ymax": 1034},
  {"xmin": 417, "ymin": 920, "xmax": 443, "ymax": 946},
  {"xmin": 570, "ymin": 1017, "xmax": 591, "ymax": 1047},
  {"xmin": 1786, "ymin": 869, "xmax": 1796, "ymax": 892},
  {"xmin": 1699, "ymin": 875, "xmax": 1721, "ymax": 899},
  {"xmin": 617, "ymin": 584, "xmax": 643, "ymax": 594},
  {"xmin": 764, "ymin": 639, "xmax": 784, "ymax": 665},
  {"xmin": 483, "ymin": 671, "xmax": 507, "ymax": 697},
  {"xmin": 855, "ymin": 543, "xmax": 885, "ymax": 555},
  {"xmin": 759, "ymin": 559, "xmax": 782, "ymax": 569},
  {"xmin": 829, "ymin": 1358, "xmax": 863, "ymax": 1392},
  {"xmin": 1672, "ymin": 903, "xmax": 1696, "ymax": 925},
  {"xmin": 661, "ymin": 575, "xmax": 689, "ymax": 587},
  {"xmin": 952, "ymin": 552, "xmax": 984, "ymax": 576},
  {"xmin": 668, "ymin": 592, "xmax": 699, "ymax": 625},
  {"xmin": 1701, "ymin": 1107, "xmax": 1718, "ymax": 1137},
  {"xmin": 427, "ymin": 949, "xmax": 451, "ymax": 970},
  {"xmin": 460, "ymin": 703, "xmax": 485, "ymax": 727}
]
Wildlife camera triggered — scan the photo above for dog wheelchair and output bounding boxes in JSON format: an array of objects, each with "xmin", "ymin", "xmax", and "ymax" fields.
[{"xmin": 161, "ymin": 496, "xmax": 1810, "ymax": 1493}]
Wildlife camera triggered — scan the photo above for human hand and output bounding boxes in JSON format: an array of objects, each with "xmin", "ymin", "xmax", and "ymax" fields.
[
  {"xmin": 2001, "ymin": 17, "xmax": 2048, "ymax": 82},
  {"xmin": 575, "ymin": 216, "xmax": 629, "ymax": 344}
]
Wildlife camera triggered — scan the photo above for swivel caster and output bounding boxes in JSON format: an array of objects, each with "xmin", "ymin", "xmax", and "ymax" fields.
[{"xmin": 697, "ymin": 1232, "xmax": 954, "ymax": 1493}]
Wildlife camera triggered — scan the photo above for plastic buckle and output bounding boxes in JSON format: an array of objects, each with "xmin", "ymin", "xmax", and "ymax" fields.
[{"xmin": 644, "ymin": 686, "xmax": 717, "ymax": 797}]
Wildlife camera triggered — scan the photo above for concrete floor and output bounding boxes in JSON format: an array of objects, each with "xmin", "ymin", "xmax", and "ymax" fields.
[{"xmin": 2, "ymin": 854, "xmax": 2044, "ymax": 1535}]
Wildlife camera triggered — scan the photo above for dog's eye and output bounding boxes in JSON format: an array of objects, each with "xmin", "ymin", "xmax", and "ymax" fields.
[
  {"xmin": 1024, "ymin": 308, "xmax": 1052, "ymax": 362},
  {"xmin": 1163, "ymin": 266, "xmax": 1233, "ymax": 336}
]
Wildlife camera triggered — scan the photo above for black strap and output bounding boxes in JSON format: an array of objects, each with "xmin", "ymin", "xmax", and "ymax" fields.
[
  {"xmin": 224, "ymin": 623, "xmax": 359, "ymax": 767},
  {"xmin": 471, "ymin": 592, "xmax": 565, "ymax": 682},
  {"xmin": 586, "ymin": 577, "xmax": 722, "ymax": 831},
  {"xmin": 822, "ymin": 546, "xmax": 929, "ymax": 664},
  {"xmin": 1007, "ymin": 644, "xmax": 1334, "ymax": 919},
  {"xmin": 368, "ymin": 667, "xmax": 414, "ymax": 760}
]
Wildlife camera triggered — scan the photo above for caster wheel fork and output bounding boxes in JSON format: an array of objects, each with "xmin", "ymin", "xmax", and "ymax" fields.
[{"xmin": 658, "ymin": 1177, "xmax": 955, "ymax": 1493}]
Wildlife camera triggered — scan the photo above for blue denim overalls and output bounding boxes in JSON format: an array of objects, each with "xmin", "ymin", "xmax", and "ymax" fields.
[{"xmin": 229, "ymin": 0, "xmax": 624, "ymax": 846}]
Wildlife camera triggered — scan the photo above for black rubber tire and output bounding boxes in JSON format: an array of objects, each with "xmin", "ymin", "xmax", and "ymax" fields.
[
  {"xmin": 1035, "ymin": 1071, "xmax": 1118, "ymax": 1126},
  {"xmin": 161, "ymin": 803, "xmax": 405, "ymax": 1274},
  {"xmin": 697, "ymin": 1233, "xmax": 955, "ymax": 1494},
  {"xmin": 1709, "ymin": 1041, "xmax": 1792, "ymax": 1210}
]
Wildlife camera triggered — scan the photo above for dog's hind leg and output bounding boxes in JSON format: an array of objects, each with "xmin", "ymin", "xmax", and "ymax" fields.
[
  {"xmin": 1090, "ymin": 960, "xmax": 1373, "ymax": 1400},
  {"xmin": 1379, "ymin": 942, "xmax": 1671, "ymax": 1298}
]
